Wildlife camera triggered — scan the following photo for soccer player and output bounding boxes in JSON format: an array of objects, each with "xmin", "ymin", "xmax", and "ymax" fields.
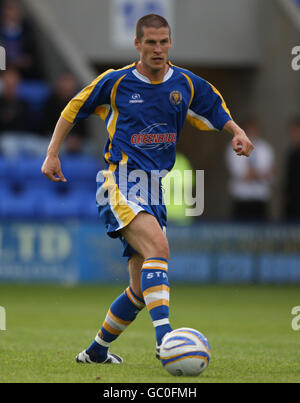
[{"xmin": 41, "ymin": 14, "xmax": 254, "ymax": 364}]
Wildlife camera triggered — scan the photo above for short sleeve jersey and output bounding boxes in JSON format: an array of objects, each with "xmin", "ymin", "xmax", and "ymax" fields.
[{"xmin": 61, "ymin": 62, "xmax": 232, "ymax": 172}]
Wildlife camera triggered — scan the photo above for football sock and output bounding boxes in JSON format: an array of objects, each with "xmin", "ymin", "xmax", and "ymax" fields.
[
  {"xmin": 141, "ymin": 257, "xmax": 173, "ymax": 346},
  {"xmin": 86, "ymin": 286, "xmax": 145, "ymax": 362}
]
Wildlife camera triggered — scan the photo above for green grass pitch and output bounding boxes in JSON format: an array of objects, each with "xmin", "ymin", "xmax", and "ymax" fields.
[{"xmin": 0, "ymin": 283, "xmax": 300, "ymax": 383}]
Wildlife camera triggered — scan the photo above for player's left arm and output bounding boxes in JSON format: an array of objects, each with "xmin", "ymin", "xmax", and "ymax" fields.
[
  {"xmin": 223, "ymin": 120, "xmax": 254, "ymax": 157},
  {"xmin": 185, "ymin": 73, "xmax": 254, "ymax": 157}
]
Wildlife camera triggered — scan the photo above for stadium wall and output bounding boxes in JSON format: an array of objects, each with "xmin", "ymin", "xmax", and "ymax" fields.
[
  {"xmin": 0, "ymin": 220, "xmax": 299, "ymax": 284},
  {"xmin": 39, "ymin": 0, "xmax": 262, "ymax": 66}
]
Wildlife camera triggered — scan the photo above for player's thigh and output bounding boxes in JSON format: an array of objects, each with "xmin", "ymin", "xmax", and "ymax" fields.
[
  {"xmin": 120, "ymin": 211, "xmax": 169, "ymax": 260},
  {"xmin": 128, "ymin": 253, "xmax": 144, "ymax": 297}
]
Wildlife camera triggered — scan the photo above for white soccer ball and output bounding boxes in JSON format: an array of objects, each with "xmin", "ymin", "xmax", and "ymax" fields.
[{"xmin": 160, "ymin": 327, "xmax": 211, "ymax": 376}]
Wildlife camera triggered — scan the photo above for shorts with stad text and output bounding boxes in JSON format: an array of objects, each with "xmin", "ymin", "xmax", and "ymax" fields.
[{"xmin": 96, "ymin": 163, "xmax": 167, "ymax": 258}]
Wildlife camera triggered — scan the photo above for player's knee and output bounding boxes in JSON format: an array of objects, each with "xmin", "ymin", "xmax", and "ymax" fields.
[{"xmin": 150, "ymin": 235, "xmax": 170, "ymax": 261}]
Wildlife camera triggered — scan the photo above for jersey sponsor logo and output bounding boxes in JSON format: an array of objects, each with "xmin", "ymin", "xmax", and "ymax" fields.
[
  {"xmin": 169, "ymin": 90, "xmax": 182, "ymax": 105},
  {"xmin": 131, "ymin": 132, "xmax": 177, "ymax": 146},
  {"xmin": 131, "ymin": 123, "xmax": 177, "ymax": 150},
  {"xmin": 129, "ymin": 93, "xmax": 144, "ymax": 103}
]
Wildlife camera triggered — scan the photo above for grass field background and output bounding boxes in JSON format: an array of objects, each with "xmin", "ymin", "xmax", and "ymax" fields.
[{"xmin": 0, "ymin": 283, "xmax": 300, "ymax": 383}]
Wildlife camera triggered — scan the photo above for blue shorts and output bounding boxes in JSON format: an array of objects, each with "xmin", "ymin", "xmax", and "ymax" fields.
[{"xmin": 96, "ymin": 163, "xmax": 167, "ymax": 258}]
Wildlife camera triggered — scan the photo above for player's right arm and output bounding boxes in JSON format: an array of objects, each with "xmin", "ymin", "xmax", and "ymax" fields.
[
  {"xmin": 41, "ymin": 69, "xmax": 115, "ymax": 182},
  {"xmin": 41, "ymin": 116, "xmax": 73, "ymax": 182}
]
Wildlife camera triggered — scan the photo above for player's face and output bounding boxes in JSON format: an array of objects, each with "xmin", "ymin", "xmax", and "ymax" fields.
[{"xmin": 135, "ymin": 27, "xmax": 172, "ymax": 72}]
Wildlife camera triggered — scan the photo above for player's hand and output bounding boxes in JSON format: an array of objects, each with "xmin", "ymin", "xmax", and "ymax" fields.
[
  {"xmin": 41, "ymin": 155, "xmax": 67, "ymax": 182},
  {"xmin": 232, "ymin": 131, "xmax": 254, "ymax": 157}
]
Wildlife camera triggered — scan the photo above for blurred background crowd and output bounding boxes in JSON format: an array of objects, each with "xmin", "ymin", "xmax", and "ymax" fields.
[
  {"xmin": 0, "ymin": 0, "xmax": 300, "ymax": 222},
  {"xmin": 0, "ymin": 0, "xmax": 299, "ymax": 223}
]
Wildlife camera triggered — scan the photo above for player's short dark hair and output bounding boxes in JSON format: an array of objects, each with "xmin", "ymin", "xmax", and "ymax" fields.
[{"xmin": 136, "ymin": 14, "xmax": 171, "ymax": 41}]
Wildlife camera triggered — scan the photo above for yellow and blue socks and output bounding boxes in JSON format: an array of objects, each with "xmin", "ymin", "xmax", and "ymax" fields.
[
  {"xmin": 86, "ymin": 257, "xmax": 172, "ymax": 362},
  {"xmin": 141, "ymin": 257, "xmax": 173, "ymax": 346},
  {"xmin": 86, "ymin": 286, "xmax": 145, "ymax": 362}
]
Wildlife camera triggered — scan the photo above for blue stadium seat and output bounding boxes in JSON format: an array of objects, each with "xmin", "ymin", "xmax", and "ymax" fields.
[
  {"xmin": 61, "ymin": 156, "xmax": 102, "ymax": 181},
  {"xmin": 18, "ymin": 80, "xmax": 50, "ymax": 131},
  {"xmin": 15, "ymin": 157, "xmax": 45, "ymax": 181},
  {"xmin": 18, "ymin": 80, "xmax": 50, "ymax": 112},
  {"xmin": 0, "ymin": 156, "xmax": 11, "ymax": 179},
  {"xmin": 76, "ymin": 189, "xmax": 98, "ymax": 218},
  {"xmin": 39, "ymin": 188, "xmax": 85, "ymax": 218},
  {"xmin": 0, "ymin": 159, "xmax": 24, "ymax": 202},
  {"xmin": 58, "ymin": 156, "xmax": 101, "ymax": 195},
  {"xmin": 0, "ymin": 184, "xmax": 11, "ymax": 202},
  {"xmin": 0, "ymin": 187, "xmax": 37, "ymax": 218},
  {"xmin": 0, "ymin": 184, "xmax": 98, "ymax": 218},
  {"xmin": 0, "ymin": 155, "xmax": 101, "ymax": 218},
  {"xmin": 0, "ymin": 181, "xmax": 58, "ymax": 218},
  {"xmin": 2, "ymin": 157, "xmax": 47, "ymax": 194}
]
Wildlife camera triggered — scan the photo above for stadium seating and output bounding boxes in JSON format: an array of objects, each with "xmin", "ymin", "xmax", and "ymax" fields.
[
  {"xmin": 18, "ymin": 80, "xmax": 50, "ymax": 131},
  {"xmin": 0, "ymin": 155, "xmax": 102, "ymax": 219},
  {"xmin": 0, "ymin": 156, "xmax": 11, "ymax": 179},
  {"xmin": 61, "ymin": 155, "xmax": 100, "ymax": 187},
  {"xmin": 0, "ymin": 185, "xmax": 37, "ymax": 218}
]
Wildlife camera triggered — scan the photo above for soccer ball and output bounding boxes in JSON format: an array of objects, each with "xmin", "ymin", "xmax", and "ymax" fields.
[{"xmin": 160, "ymin": 327, "xmax": 211, "ymax": 376}]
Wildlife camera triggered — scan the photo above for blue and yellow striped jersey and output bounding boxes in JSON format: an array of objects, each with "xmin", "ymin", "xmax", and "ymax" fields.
[{"xmin": 61, "ymin": 62, "xmax": 232, "ymax": 172}]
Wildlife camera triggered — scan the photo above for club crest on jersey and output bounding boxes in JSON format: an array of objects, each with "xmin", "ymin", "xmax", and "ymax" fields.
[{"xmin": 169, "ymin": 90, "xmax": 182, "ymax": 106}]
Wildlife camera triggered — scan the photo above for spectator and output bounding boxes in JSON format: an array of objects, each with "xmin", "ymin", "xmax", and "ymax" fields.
[
  {"xmin": 39, "ymin": 73, "xmax": 88, "ymax": 154},
  {"xmin": 225, "ymin": 118, "xmax": 275, "ymax": 221},
  {"xmin": 283, "ymin": 116, "xmax": 300, "ymax": 221},
  {"xmin": 0, "ymin": 69, "xmax": 47, "ymax": 156},
  {"xmin": 0, "ymin": 0, "xmax": 43, "ymax": 79},
  {"xmin": 0, "ymin": 68, "xmax": 30, "ymax": 133}
]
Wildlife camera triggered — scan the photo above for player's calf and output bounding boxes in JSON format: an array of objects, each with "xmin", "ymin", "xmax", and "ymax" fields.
[
  {"xmin": 76, "ymin": 286, "xmax": 145, "ymax": 364},
  {"xmin": 141, "ymin": 257, "xmax": 173, "ymax": 346}
]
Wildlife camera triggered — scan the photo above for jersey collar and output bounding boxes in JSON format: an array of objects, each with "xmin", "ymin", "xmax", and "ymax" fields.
[{"xmin": 132, "ymin": 63, "xmax": 174, "ymax": 84}]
